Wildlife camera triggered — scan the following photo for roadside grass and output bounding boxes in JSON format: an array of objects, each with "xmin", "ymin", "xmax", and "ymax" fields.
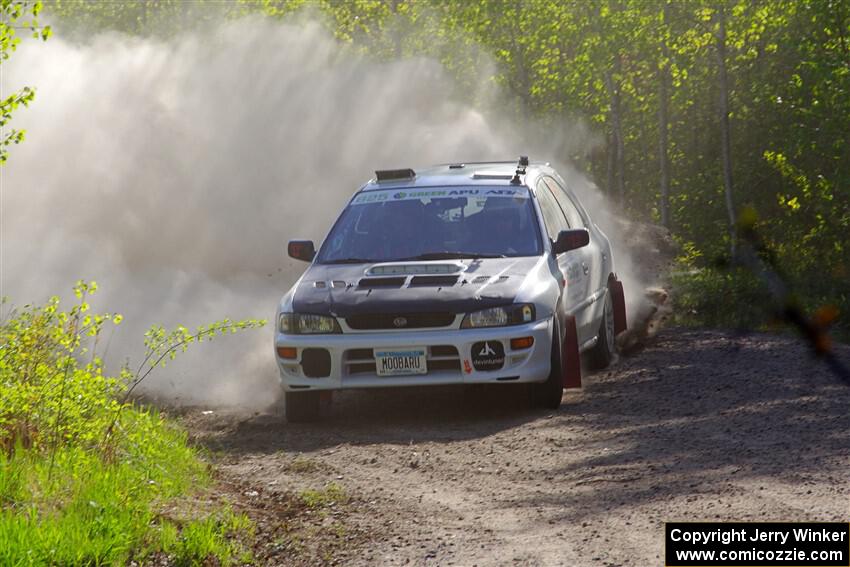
[
  {"xmin": 299, "ymin": 482, "xmax": 348, "ymax": 510},
  {"xmin": 0, "ymin": 432, "xmax": 250, "ymax": 565},
  {"xmin": 0, "ymin": 282, "xmax": 264, "ymax": 565},
  {"xmin": 671, "ymin": 263, "xmax": 849, "ymax": 343},
  {"xmin": 285, "ymin": 455, "xmax": 331, "ymax": 475}
]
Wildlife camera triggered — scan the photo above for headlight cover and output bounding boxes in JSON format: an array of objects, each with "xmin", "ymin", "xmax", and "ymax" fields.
[
  {"xmin": 461, "ymin": 304, "xmax": 536, "ymax": 329},
  {"xmin": 279, "ymin": 313, "xmax": 341, "ymax": 334}
]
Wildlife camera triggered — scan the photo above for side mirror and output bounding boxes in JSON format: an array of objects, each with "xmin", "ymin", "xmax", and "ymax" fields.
[
  {"xmin": 552, "ymin": 229, "xmax": 590, "ymax": 255},
  {"xmin": 288, "ymin": 240, "xmax": 316, "ymax": 262}
]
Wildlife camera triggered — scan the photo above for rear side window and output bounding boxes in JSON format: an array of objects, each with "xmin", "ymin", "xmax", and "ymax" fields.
[
  {"xmin": 543, "ymin": 177, "xmax": 585, "ymax": 229},
  {"xmin": 535, "ymin": 179, "xmax": 569, "ymax": 241}
]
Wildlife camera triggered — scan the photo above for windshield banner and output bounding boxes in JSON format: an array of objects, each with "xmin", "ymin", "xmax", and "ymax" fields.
[{"xmin": 351, "ymin": 187, "xmax": 529, "ymax": 205}]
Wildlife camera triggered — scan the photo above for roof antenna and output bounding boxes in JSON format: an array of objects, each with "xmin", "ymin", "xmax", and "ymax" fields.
[{"xmin": 511, "ymin": 155, "xmax": 529, "ymax": 184}]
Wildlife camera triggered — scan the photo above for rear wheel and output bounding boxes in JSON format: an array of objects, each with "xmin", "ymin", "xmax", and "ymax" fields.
[
  {"xmin": 284, "ymin": 390, "xmax": 320, "ymax": 422},
  {"xmin": 588, "ymin": 288, "xmax": 617, "ymax": 370},
  {"xmin": 531, "ymin": 320, "xmax": 564, "ymax": 409}
]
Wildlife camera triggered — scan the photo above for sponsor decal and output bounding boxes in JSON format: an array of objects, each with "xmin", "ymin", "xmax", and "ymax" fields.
[
  {"xmin": 479, "ymin": 342, "xmax": 496, "ymax": 356},
  {"xmin": 471, "ymin": 341, "xmax": 505, "ymax": 371},
  {"xmin": 393, "ymin": 316, "xmax": 408, "ymax": 328},
  {"xmin": 351, "ymin": 187, "xmax": 529, "ymax": 205}
]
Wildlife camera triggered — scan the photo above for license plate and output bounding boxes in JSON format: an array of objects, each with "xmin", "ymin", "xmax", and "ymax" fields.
[{"xmin": 374, "ymin": 348, "xmax": 427, "ymax": 376}]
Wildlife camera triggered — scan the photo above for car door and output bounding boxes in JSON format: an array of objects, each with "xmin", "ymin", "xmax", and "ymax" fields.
[
  {"xmin": 540, "ymin": 177, "xmax": 599, "ymax": 344},
  {"xmin": 534, "ymin": 179, "xmax": 592, "ymax": 343}
]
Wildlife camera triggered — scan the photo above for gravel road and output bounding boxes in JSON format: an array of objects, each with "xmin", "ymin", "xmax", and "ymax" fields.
[{"xmin": 189, "ymin": 329, "xmax": 850, "ymax": 566}]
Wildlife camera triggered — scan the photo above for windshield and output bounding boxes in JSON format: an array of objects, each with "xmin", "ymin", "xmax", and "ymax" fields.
[{"xmin": 316, "ymin": 187, "xmax": 543, "ymax": 264}]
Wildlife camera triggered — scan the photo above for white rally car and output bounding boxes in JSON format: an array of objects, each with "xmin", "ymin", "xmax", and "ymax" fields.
[{"xmin": 276, "ymin": 158, "xmax": 626, "ymax": 421}]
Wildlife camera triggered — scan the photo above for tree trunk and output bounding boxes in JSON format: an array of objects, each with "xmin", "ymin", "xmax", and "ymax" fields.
[
  {"xmin": 606, "ymin": 131, "xmax": 616, "ymax": 196},
  {"xmin": 716, "ymin": 7, "xmax": 737, "ymax": 257},
  {"xmin": 605, "ymin": 69, "xmax": 625, "ymax": 206},
  {"xmin": 658, "ymin": 2, "xmax": 672, "ymax": 228}
]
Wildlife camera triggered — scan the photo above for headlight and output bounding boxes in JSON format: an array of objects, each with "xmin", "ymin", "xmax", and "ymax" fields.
[
  {"xmin": 461, "ymin": 304, "xmax": 536, "ymax": 328},
  {"xmin": 279, "ymin": 313, "xmax": 341, "ymax": 334}
]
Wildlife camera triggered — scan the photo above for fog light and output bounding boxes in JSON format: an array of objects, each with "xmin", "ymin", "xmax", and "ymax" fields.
[
  {"xmin": 277, "ymin": 346, "xmax": 297, "ymax": 359},
  {"xmin": 510, "ymin": 336, "xmax": 534, "ymax": 350},
  {"xmin": 301, "ymin": 348, "xmax": 332, "ymax": 378}
]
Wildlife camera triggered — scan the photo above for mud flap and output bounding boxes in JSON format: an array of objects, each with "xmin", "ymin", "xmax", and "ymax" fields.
[
  {"xmin": 562, "ymin": 315, "xmax": 582, "ymax": 389},
  {"xmin": 610, "ymin": 276, "xmax": 627, "ymax": 336}
]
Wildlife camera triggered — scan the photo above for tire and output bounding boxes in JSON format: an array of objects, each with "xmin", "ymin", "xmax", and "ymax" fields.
[
  {"xmin": 284, "ymin": 390, "xmax": 320, "ymax": 422},
  {"xmin": 531, "ymin": 320, "xmax": 564, "ymax": 410},
  {"xmin": 588, "ymin": 288, "xmax": 617, "ymax": 370}
]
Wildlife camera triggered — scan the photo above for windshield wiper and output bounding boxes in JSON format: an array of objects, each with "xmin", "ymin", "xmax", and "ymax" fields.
[
  {"xmin": 325, "ymin": 257, "xmax": 377, "ymax": 264},
  {"xmin": 403, "ymin": 252, "xmax": 506, "ymax": 260}
]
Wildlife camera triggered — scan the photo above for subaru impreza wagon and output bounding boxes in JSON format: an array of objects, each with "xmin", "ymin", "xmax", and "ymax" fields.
[{"xmin": 276, "ymin": 157, "xmax": 626, "ymax": 421}]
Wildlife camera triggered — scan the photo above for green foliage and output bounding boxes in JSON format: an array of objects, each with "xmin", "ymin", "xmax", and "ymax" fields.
[
  {"xmin": 672, "ymin": 257, "xmax": 850, "ymax": 340},
  {"xmin": 0, "ymin": 281, "xmax": 122, "ymax": 453},
  {"xmin": 0, "ymin": 283, "xmax": 265, "ymax": 564},
  {"xmin": 34, "ymin": 0, "xmax": 850, "ymax": 328},
  {"xmin": 672, "ymin": 265, "xmax": 768, "ymax": 330},
  {"xmin": 45, "ymin": 0, "xmax": 225, "ymax": 38},
  {"xmin": 0, "ymin": 0, "xmax": 50, "ymax": 164}
]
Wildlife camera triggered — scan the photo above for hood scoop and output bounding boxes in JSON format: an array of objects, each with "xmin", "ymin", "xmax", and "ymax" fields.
[
  {"xmin": 409, "ymin": 275, "xmax": 459, "ymax": 287},
  {"xmin": 367, "ymin": 262, "xmax": 464, "ymax": 276},
  {"xmin": 358, "ymin": 276, "xmax": 406, "ymax": 288}
]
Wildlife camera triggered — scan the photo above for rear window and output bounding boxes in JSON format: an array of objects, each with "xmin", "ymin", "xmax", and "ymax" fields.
[{"xmin": 317, "ymin": 186, "xmax": 543, "ymax": 263}]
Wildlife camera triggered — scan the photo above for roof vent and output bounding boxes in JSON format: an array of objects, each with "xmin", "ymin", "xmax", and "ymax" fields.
[
  {"xmin": 375, "ymin": 168, "xmax": 415, "ymax": 182},
  {"xmin": 471, "ymin": 170, "xmax": 514, "ymax": 180}
]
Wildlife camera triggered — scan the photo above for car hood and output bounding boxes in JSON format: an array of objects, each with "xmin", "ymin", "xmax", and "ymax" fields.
[{"xmin": 290, "ymin": 256, "xmax": 546, "ymax": 317}]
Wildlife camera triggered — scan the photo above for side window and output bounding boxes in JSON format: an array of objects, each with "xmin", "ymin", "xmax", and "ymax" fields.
[
  {"xmin": 535, "ymin": 179, "xmax": 569, "ymax": 242},
  {"xmin": 543, "ymin": 177, "xmax": 585, "ymax": 229}
]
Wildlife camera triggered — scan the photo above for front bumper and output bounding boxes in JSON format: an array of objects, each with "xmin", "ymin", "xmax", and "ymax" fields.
[{"xmin": 274, "ymin": 318, "xmax": 553, "ymax": 391}]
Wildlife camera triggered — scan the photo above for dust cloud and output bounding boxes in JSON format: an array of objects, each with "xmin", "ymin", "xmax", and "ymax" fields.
[{"xmin": 2, "ymin": 16, "xmax": 648, "ymax": 409}]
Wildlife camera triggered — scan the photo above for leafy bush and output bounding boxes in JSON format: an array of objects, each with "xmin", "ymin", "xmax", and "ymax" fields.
[
  {"xmin": 671, "ymin": 266, "xmax": 767, "ymax": 331},
  {"xmin": 672, "ymin": 261, "xmax": 849, "ymax": 341},
  {"xmin": 0, "ymin": 282, "xmax": 123, "ymax": 454},
  {"xmin": 0, "ymin": 282, "xmax": 264, "ymax": 565}
]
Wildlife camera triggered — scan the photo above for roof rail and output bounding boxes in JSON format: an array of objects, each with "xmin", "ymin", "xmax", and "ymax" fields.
[{"xmin": 375, "ymin": 168, "xmax": 415, "ymax": 182}]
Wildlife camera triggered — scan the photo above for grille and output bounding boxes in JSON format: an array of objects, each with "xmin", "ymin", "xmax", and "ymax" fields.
[
  {"xmin": 343, "ymin": 346, "xmax": 461, "ymax": 375},
  {"xmin": 346, "ymin": 312, "xmax": 455, "ymax": 330}
]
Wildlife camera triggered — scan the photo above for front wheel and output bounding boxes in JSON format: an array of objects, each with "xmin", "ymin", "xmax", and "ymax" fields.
[
  {"xmin": 588, "ymin": 288, "xmax": 617, "ymax": 370},
  {"xmin": 284, "ymin": 390, "xmax": 320, "ymax": 422},
  {"xmin": 531, "ymin": 320, "xmax": 564, "ymax": 410}
]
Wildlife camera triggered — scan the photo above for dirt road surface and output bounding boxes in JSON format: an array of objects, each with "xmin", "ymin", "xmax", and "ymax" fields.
[{"xmin": 188, "ymin": 329, "xmax": 850, "ymax": 566}]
